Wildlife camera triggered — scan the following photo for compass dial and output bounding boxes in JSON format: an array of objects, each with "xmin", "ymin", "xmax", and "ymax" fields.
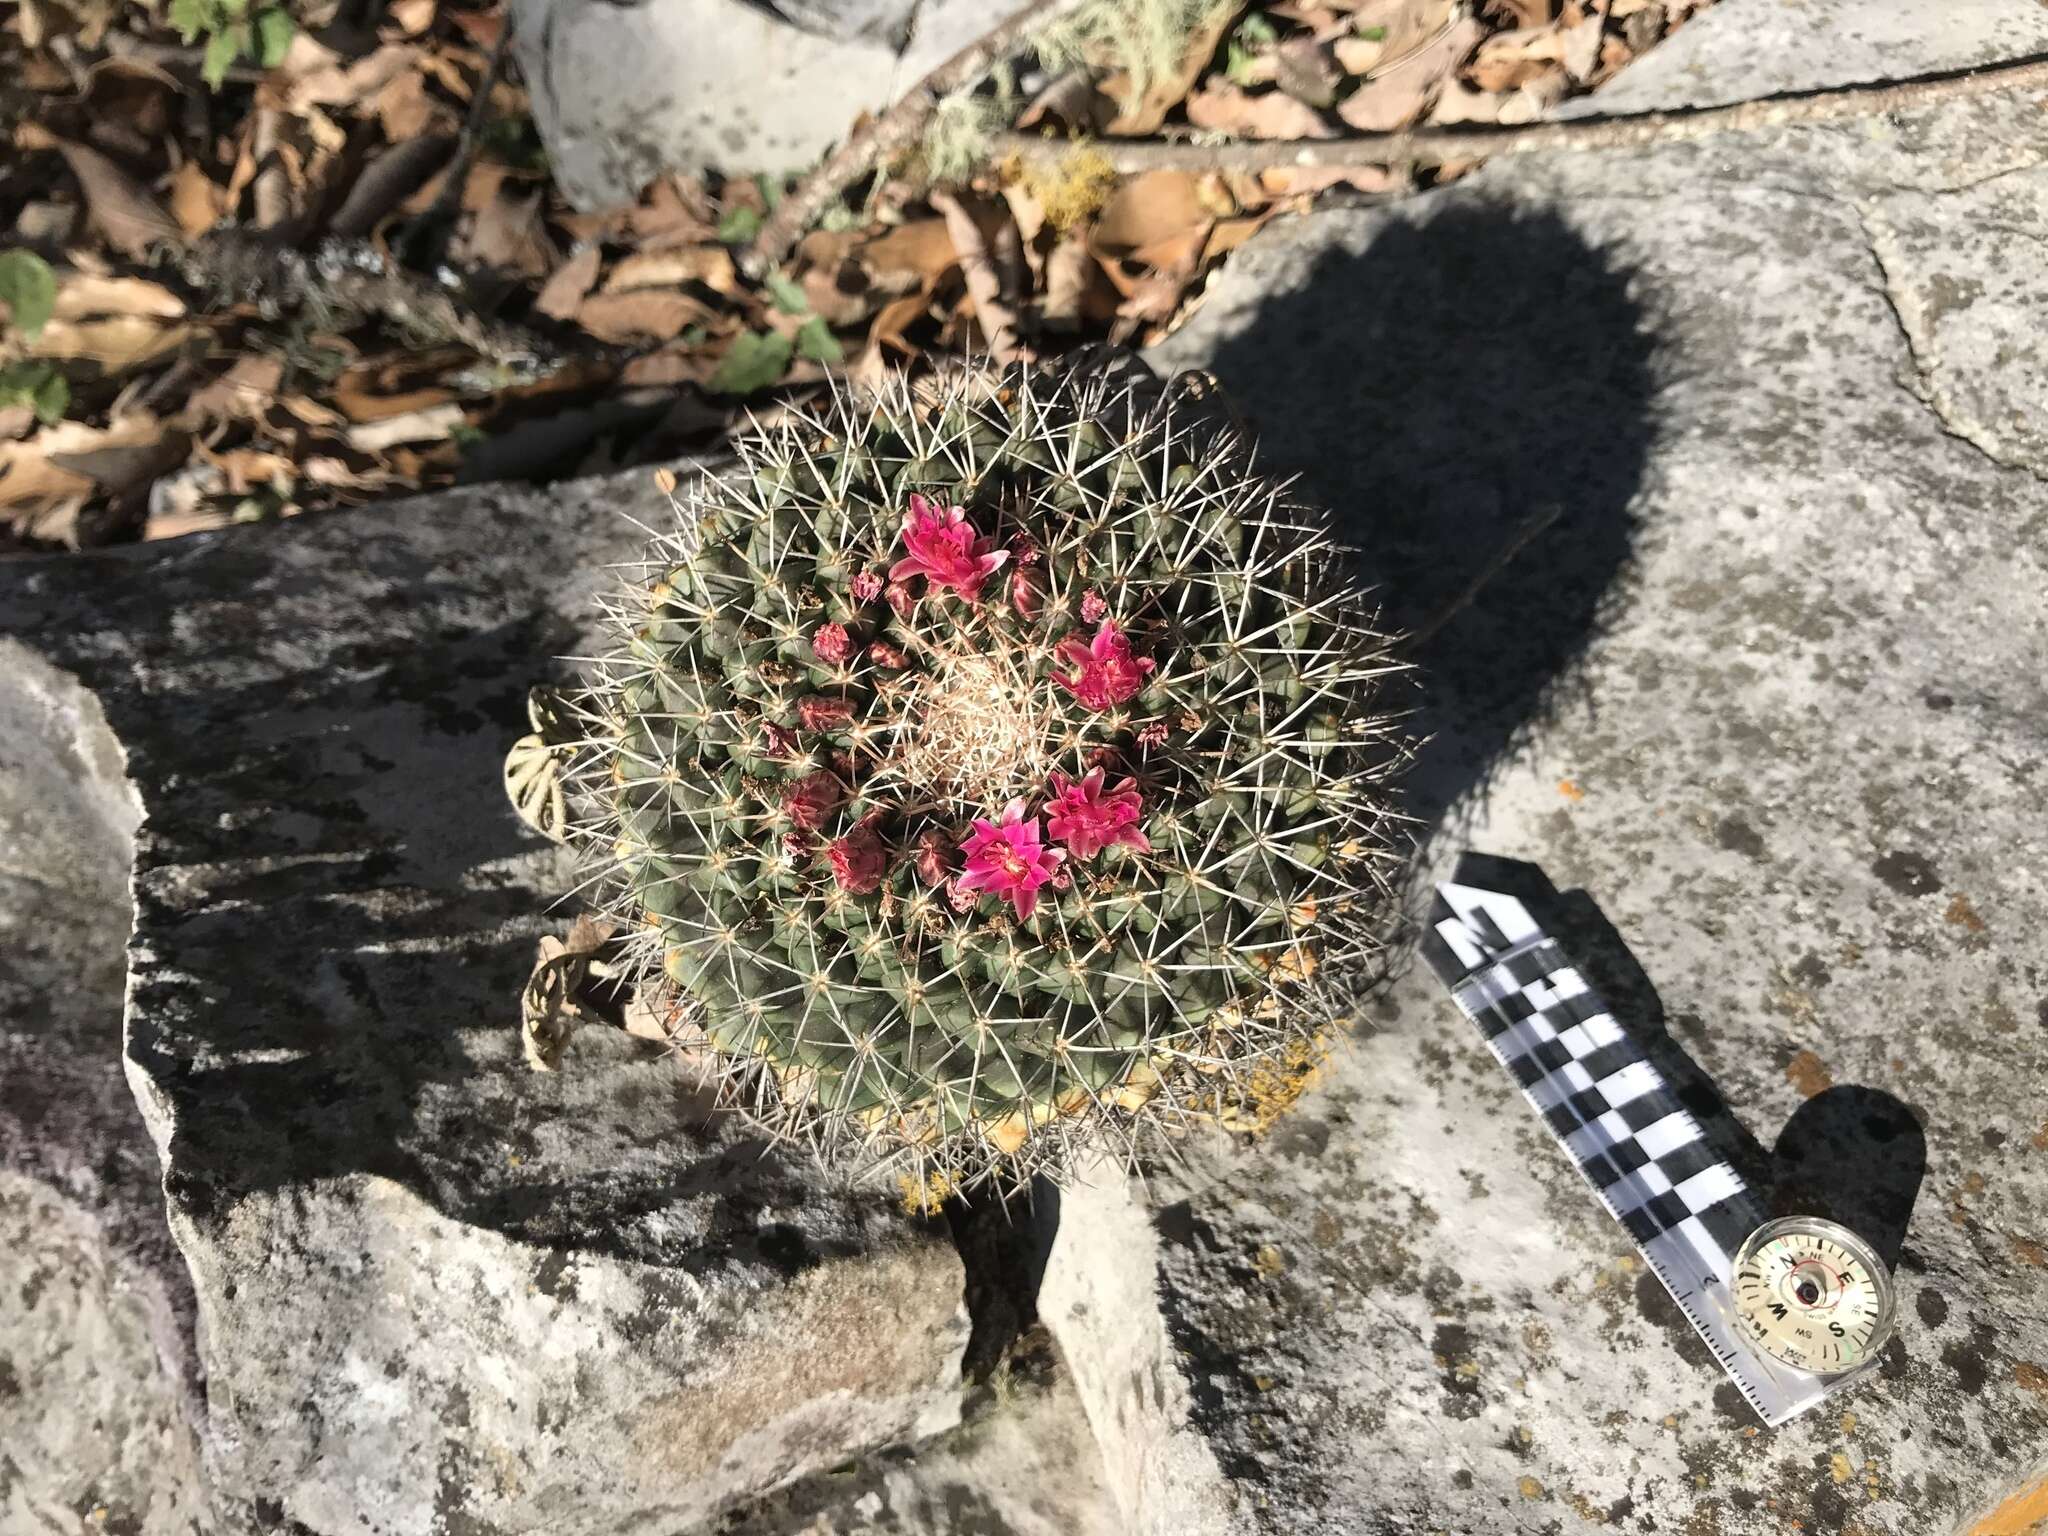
[{"xmin": 1732, "ymin": 1217, "xmax": 1895, "ymax": 1376}]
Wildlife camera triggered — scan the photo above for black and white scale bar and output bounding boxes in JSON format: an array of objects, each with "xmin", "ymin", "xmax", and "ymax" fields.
[{"xmin": 1424, "ymin": 879, "xmax": 1830, "ymax": 1428}]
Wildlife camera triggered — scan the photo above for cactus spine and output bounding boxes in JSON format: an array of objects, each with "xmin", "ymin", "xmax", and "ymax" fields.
[{"xmin": 555, "ymin": 361, "xmax": 1406, "ymax": 1189}]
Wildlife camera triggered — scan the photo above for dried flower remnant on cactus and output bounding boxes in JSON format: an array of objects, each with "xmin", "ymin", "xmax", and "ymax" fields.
[{"xmin": 544, "ymin": 361, "xmax": 1408, "ymax": 1189}]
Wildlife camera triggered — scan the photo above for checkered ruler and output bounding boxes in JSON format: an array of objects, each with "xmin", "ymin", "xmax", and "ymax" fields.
[{"xmin": 1424, "ymin": 878, "xmax": 1833, "ymax": 1427}]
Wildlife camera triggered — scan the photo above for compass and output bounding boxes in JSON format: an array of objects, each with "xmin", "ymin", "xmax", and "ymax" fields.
[{"xmin": 1732, "ymin": 1217, "xmax": 1896, "ymax": 1376}]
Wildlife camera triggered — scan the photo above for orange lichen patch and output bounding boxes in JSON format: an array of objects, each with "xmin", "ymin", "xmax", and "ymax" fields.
[
  {"xmin": 2012, "ymin": 1237, "xmax": 2047, "ymax": 1269},
  {"xmin": 2015, "ymin": 1362, "xmax": 2048, "ymax": 1400},
  {"xmin": 1786, "ymin": 1049, "xmax": 1833, "ymax": 1099},
  {"xmin": 1557, "ymin": 778, "xmax": 1587, "ymax": 802},
  {"xmin": 1965, "ymin": 1472, "xmax": 2048, "ymax": 1535},
  {"xmin": 896, "ymin": 1168, "xmax": 955, "ymax": 1217},
  {"xmin": 1945, "ymin": 892, "xmax": 1988, "ymax": 932},
  {"xmin": 1215, "ymin": 1032, "xmax": 1331, "ymax": 1136}
]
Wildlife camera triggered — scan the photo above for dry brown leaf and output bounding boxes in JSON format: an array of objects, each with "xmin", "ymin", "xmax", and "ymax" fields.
[
  {"xmin": 1092, "ymin": 171, "xmax": 1213, "ymax": 259},
  {"xmin": 0, "ymin": 444, "xmax": 96, "ymax": 511},
  {"xmin": 929, "ymin": 190, "xmax": 1022, "ymax": 365},
  {"xmin": 1258, "ymin": 163, "xmax": 1401, "ymax": 196},
  {"xmin": 375, "ymin": 68, "xmax": 444, "ymax": 141},
  {"xmin": 534, "ymin": 244, "xmax": 603, "ymax": 321},
  {"xmin": 332, "ymin": 378, "xmax": 457, "ymax": 423},
  {"xmin": 289, "ymin": 44, "xmax": 418, "ymax": 111},
  {"xmin": 30, "ymin": 316, "xmax": 191, "ymax": 373},
  {"xmin": 1560, "ymin": 9, "xmax": 1606, "ymax": 80},
  {"xmin": 326, "ymin": 134, "xmax": 454, "ymax": 238},
  {"xmin": 463, "ymin": 185, "xmax": 557, "ymax": 279},
  {"xmin": 386, "ymin": 0, "xmax": 437, "ymax": 36},
  {"xmin": 1040, "ymin": 236, "xmax": 1103, "ymax": 332},
  {"xmin": 1336, "ymin": 15, "xmax": 1485, "ymax": 130},
  {"xmin": 448, "ymin": 7, "xmax": 505, "ymax": 47},
  {"xmin": 1492, "ymin": 0, "xmax": 1557, "ymax": 24},
  {"xmin": 800, "ymin": 263, "xmax": 878, "ymax": 329},
  {"xmin": 200, "ymin": 444, "xmax": 296, "ymax": 494},
  {"xmin": 1016, "ymin": 68, "xmax": 1116, "ymax": 133},
  {"xmin": 183, "ymin": 355, "xmax": 286, "ymax": 425},
  {"xmin": 276, "ymin": 395, "xmax": 347, "ymax": 429},
  {"xmin": 619, "ymin": 344, "xmax": 719, "ymax": 390},
  {"xmin": 1333, "ymin": 34, "xmax": 1384, "ymax": 72},
  {"xmin": 53, "ymin": 275, "xmax": 185, "ymax": 321},
  {"xmin": 347, "ymin": 404, "xmax": 464, "ymax": 452},
  {"xmin": 626, "ymin": 176, "xmax": 720, "ymax": 250},
  {"xmin": 856, "ymin": 220, "xmax": 959, "ymax": 295},
  {"xmin": 1275, "ymin": 37, "xmax": 1344, "ymax": 108},
  {"xmin": 575, "ymin": 290, "xmax": 716, "ymax": 344},
  {"xmin": 16, "ymin": 126, "xmax": 181, "ymax": 257},
  {"xmin": 168, "ymin": 161, "xmax": 227, "ymax": 238},
  {"xmin": 1430, "ymin": 78, "xmax": 1506, "ymax": 122},
  {"xmin": 868, "ymin": 290, "xmax": 935, "ymax": 357},
  {"xmin": 1104, "ymin": 2, "xmax": 1245, "ymax": 135},
  {"xmin": 1186, "ymin": 80, "xmax": 1337, "ymax": 139},
  {"xmin": 602, "ymin": 246, "xmax": 739, "ymax": 295}
]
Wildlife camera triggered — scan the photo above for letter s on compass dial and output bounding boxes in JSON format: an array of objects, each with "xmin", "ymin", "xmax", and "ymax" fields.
[{"xmin": 1732, "ymin": 1217, "xmax": 1896, "ymax": 1375}]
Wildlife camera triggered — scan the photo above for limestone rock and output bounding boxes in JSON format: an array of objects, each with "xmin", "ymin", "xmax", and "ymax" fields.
[
  {"xmin": 0, "ymin": 468, "xmax": 971, "ymax": 1533},
  {"xmin": 508, "ymin": 0, "xmax": 990, "ymax": 206},
  {"xmin": 0, "ymin": 644, "xmax": 207, "ymax": 1533},
  {"xmin": 1559, "ymin": 0, "xmax": 2048, "ymax": 115},
  {"xmin": 1047, "ymin": 74, "xmax": 2048, "ymax": 1536}
]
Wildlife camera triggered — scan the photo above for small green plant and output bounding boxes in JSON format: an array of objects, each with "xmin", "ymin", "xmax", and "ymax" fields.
[
  {"xmin": 0, "ymin": 250, "xmax": 66, "ymax": 424},
  {"xmin": 531, "ymin": 361, "xmax": 1406, "ymax": 1190},
  {"xmin": 167, "ymin": 0, "xmax": 296, "ymax": 88}
]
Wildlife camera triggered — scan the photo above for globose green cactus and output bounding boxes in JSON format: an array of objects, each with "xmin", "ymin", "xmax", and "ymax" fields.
[{"xmin": 556, "ymin": 360, "xmax": 1405, "ymax": 1188}]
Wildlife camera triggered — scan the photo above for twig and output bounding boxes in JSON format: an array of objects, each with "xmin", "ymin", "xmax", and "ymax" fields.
[
  {"xmin": 929, "ymin": 190, "xmax": 1026, "ymax": 363},
  {"xmin": 992, "ymin": 52, "xmax": 2048, "ymax": 174},
  {"xmin": 744, "ymin": 0, "xmax": 1092, "ymax": 277},
  {"xmin": 1405, "ymin": 504, "xmax": 1563, "ymax": 651},
  {"xmin": 398, "ymin": 15, "xmax": 514, "ymax": 268}
]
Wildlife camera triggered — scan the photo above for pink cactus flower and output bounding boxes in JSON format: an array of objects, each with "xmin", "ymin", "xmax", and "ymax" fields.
[
  {"xmin": 867, "ymin": 640, "xmax": 909, "ymax": 670},
  {"xmin": 955, "ymin": 800, "xmax": 1065, "ymax": 921},
  {"xmin": 761, "ymin": 722, "xmax": 800, "ymax": 760},
  {"xmin": 889, "ymin": 493, "xmax": 1008, "ymax": 601},
  {"xmin": 1136, "ymin": 720, "xmax": 1170, "ymax": 754},
  {"xmin": 886, "ymin": 580, "xmax": 917, "ymax": 620},
  {"xmin": 1009, "ymin": 532, "xmax": 1042, "ymax": 567},
  {"xmin": 812, "ymin": 622, "xmax": 853, "ymax": 665},
  {"xmin": 1053, "ymin": 619, "xmax": 1156, "ymax": 712},
  {"xmin": 1045, "ymin": 768, "xmax": 1152, "ymax": 860},
  {"xmin": 910, "ymin": 827, "xmax": 952, "ymax": 886},
  {"xmin": 782, "ymin": 830, "xmax": 812, "ymax": 859},
  {"xmin": 826, "ymin": 824, "xmax": 888, "ymax": 894},
  {"xmin": 851, "ymin": 571, "xmax": 884, "ymax": 603},
  {"xmin": 783, "ymin": 770, "xmax": 845, "ymax": 832},
  {"xmin": 947, "ymin": 879, "xmax": 979, "ymax": 914},
  {"xmin": 1079, "ymin": 590, "xmax": 1108, "ymax": 623},
  {"xmin": 798, "ymin": 694, "xmax": 856, "ymax": 732}
]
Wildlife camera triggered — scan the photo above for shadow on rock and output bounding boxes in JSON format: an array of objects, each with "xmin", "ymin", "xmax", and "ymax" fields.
[
  {"xmin": 1770, "ymin": 1086, "xmax": 1926, "ymax": 1273},
  {"xmin": 1199, "ymin": 201, "xmax": 1660, "ymax": 835}
]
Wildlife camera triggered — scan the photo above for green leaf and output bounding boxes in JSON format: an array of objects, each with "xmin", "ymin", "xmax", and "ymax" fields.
[
  {"xmin": 31, "ymin": 368, "xmax": 69, "ymax": 425},
  {"xmin": 0, "ymin": 362, "xmax": 69, "ymax": 425},
  {"xmin": 221, "ymin": 0, "xmax": 250, "ymax": 18},
  {"xmin": 710, "ymin": 330, "xmax": 793, "ymax": 396},
  {"xmin": 716, "ymin": 204, "xmax": 763, "ymax": 244},
  {"xmin": 1356, "ymin": 23, "xmax": 1387, "ymax": 41},
  {"xmin": 794, "ymin": 315, "xmax": 843, "ymax": 365},
  {"xmin": 0, "ymin": 250, "xmax": 58, "ymax": 340},
  {"xmin": 202, "ymin": 25, "xmax": 242, "ymax": 88},
  {"xmin": 763, "ymin": 270, "xmax": 809, "ymax": 315},
  {"xmin": 754, "ymin": 172, "xmax": 782, "ymax": 212},
  {"xmin": 255, "ymin": 8, "xmax": 295, "ymax": 68},
  {"xmin": 167, "ymin": 0, "xmax": 208, "ymax": 42}
]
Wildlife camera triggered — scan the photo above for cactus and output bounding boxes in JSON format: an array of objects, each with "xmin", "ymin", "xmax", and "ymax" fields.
[{"xmin": 549, "ymin": 360, "xmax": 1406, "ymax": 1189}]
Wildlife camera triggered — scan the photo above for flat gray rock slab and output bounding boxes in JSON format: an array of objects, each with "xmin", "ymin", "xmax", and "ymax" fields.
[
  {"xmin": 0, "ymin": 471, "xmax": 973, "ymax": 1533},
  {"xmin": 1558, "ymin": 0, "xmax": 2048, "ymax": 115},
  {"xmin": 1051, "ymin": 84, "xmax": 2048, "ymax": 1536},
  {"xmin": 510, "ymin": 0, "xmax": 989, "ymax": 205},
  {"xmin": 0, "ymin": 647, "xmax": 207, "ymax": 1533}
]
